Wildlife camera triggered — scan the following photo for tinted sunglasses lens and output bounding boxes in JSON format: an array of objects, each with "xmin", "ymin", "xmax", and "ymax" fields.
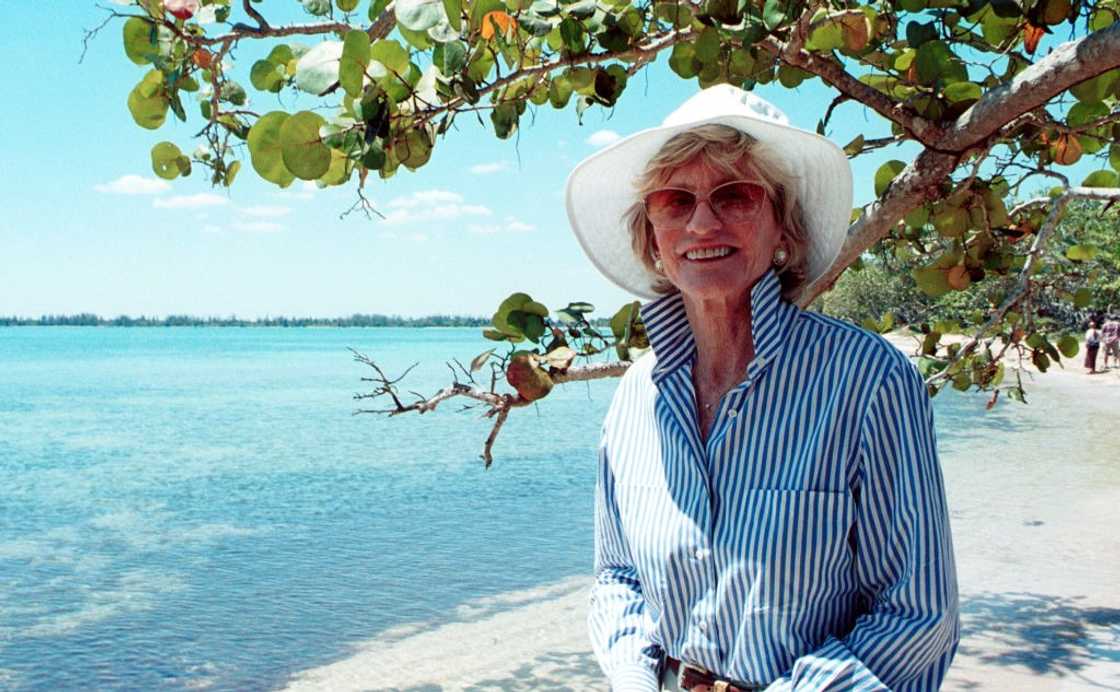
[
  {"xmin": 645, "ymin": 189, "xmax": 697, "ymax": 225},
  {"xmin": 711, "ymin": 182, "xmax": 765, "ymax": 220}
]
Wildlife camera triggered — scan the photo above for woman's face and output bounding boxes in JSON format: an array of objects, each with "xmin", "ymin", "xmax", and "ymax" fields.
[{"xmin": 649, "ymin": 156, "xmax": 784, "ymax": 304}]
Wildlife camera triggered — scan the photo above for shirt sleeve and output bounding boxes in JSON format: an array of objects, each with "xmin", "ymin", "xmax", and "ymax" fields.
[
  {"xmin": 588, "ymin": 433, "xmax": 664, "ymax": 691},
  {"xmin": 765, "ymin": 359, "xmax": 960, "ymax": 691}
]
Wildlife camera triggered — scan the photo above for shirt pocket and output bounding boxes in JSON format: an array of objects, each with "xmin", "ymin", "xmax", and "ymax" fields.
[{"xmin": 736, "ymin": 488, "xmax": 856, "ymax": 617}]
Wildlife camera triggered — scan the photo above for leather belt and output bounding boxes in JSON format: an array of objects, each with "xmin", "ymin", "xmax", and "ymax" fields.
[{"xmin": 665, "ymin": 657, "xmax": 764, "ymax": 692}]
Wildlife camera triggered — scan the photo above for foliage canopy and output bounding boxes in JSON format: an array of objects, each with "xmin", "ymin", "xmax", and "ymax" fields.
[{"xmin": 100, "ymin": 0, "xmax": 1120, "ymax": 457}]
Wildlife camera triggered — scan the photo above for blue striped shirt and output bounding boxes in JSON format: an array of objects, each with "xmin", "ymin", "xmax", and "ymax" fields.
[{"xmin": 589, "ymin": 269, "xmax": 959, "ymax": 691}]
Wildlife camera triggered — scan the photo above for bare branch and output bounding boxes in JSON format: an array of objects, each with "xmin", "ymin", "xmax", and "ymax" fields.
[{"xmin": 482, "ymin": 404, "xmax": 512, "ymax": 469}]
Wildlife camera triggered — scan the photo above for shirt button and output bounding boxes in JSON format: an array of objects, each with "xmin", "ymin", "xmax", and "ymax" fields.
[
  {"xmin": 694, "ymin": 548, "xmax": 711, "ymax": 561},
  {"xmin": 697, "ymin": 621, "xmax": 708, "ymax": 632},
  {"xmin": 727, "ymin": 409, "xmax": 738, "ymax": 418}
]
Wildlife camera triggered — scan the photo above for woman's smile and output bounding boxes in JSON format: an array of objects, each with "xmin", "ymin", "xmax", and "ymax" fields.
[{"xmin": 682, "ymin": 245, "xmax": 737, "ymax": 261}]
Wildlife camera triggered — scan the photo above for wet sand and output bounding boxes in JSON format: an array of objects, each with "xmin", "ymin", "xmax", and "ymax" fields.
[{"xmin": 285, "ymin": 334, "xmax": 1120, "ymax": 691}]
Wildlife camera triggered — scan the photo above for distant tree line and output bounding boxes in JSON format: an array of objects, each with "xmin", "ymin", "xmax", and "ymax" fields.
[{"xmin": 0, "ymin": 313, "xmax": 495, "ymax": 327}]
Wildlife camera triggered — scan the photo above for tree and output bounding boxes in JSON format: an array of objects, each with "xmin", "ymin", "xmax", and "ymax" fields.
[{"xmin": 97, "ymin": 0, "xmax": 1120, "ymax": 463}]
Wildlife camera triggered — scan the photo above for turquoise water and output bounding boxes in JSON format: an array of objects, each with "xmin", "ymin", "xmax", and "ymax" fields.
[
  {"xmin": 0, "ymin": 328, "xmax": 616, "ymax": 690},
  {"xmin": 0, "ymin": 327, "xmax": 998, "ymax": 690}
]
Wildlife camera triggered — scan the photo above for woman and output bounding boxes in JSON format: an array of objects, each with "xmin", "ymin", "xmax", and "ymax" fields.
[
  {"xmin": 1085, "ymin": 321, "xmax": 1101, "ymax": 373},
  {"xmin": 566, "ymin": 85, "xmax": 959, "ymax": 691}
]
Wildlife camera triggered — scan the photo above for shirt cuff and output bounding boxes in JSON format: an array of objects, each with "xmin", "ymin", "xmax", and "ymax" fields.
[
  {"xmin": 763, "ymin": 637, "xmax": 889, "ymax": 692},
  {"xmin": 609, "ymin": 661, "xmax": 661, "ymax": 691}
]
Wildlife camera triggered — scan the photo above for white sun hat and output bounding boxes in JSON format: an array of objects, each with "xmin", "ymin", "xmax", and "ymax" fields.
[{"xmin": 564, "ymin": 84, "xmax": 853, "ymax": 300}]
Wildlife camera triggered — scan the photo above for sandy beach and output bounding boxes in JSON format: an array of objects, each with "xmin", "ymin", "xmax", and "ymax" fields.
[{"xmin": 285, "ymin": 334, "xmax": 1120, "ymax": 692}]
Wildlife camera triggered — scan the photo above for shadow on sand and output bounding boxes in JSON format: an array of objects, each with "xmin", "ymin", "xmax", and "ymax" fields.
[{"xmin": 957, "ymin": 591, "xmax": 1120, "ymax": 688}]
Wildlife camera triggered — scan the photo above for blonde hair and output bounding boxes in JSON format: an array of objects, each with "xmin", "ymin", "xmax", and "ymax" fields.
[{"xmin": 624, "ymin": 124, "xmax": 811, "ymax": 302}]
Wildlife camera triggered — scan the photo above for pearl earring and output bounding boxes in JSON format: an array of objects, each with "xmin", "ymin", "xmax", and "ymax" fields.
[
  {"xmin": 772, "ymin": 247, "xmax": 789, "ymax": 267},
  {"xmin": 654, "ymin": 257, "xmax": 664, "ymax": 273}
]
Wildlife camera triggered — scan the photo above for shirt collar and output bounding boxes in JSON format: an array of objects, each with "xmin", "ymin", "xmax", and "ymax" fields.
[{"xmin": 639, "ymin": 269, "xmax": 798, "ymax": 383}]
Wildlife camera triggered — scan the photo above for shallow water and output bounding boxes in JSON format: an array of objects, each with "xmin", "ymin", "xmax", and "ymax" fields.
[{"xmin": 1, "ymin": 327, "xmax": 1114, "ymax": 690}]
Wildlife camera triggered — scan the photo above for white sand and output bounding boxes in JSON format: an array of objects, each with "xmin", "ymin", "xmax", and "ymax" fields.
[{"xmin": 285, "ymin": 335, "xmax": 1120, "ymax": 692}]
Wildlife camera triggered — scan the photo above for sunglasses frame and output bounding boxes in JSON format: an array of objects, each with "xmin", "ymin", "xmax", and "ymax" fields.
[{"xmin": 642, "ymin": 179, "xmax": 768, "ymax": 227}]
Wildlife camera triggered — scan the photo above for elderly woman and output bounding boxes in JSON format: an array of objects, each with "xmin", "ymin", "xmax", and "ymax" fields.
[{"xmin": 566, "ymin": 85, "xmax": 959, "ymax": 691}]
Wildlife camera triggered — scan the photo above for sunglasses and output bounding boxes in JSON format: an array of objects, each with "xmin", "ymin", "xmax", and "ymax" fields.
[{"xmin": 643, "ymin": 180, "xmax": 767, "ymax": 227}]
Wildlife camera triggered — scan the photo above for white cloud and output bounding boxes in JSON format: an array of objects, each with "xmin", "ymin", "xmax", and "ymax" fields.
[
  {"xmin": 239, "ymin": 205, "xmax": 292, "ymax": 218},
  {"xmin": 586, "ymin": 130, "xmax": 622, "ymax": 147},
  {"xmin": 469, "ymin": 161, "xmax": 510, "ymax": 175},
  {"xmin": 232, "ymin": 220, "xmax": 284, "ymax": 233},
  {"xmin": 93, "ymin": 175, "xmax": 171, "ymax": 196},
  {"xmin": 469, "ymin": 217, "xmax": 535, "ymax": 234},
  {"xmin": 506, "ymin": 219, "xmax": 535, "ymax": 232},
  {"xmin": 152, "ymin": 193, "xmax": 229, "ymax": 209},
  {"xmin": 382, "ymin": 189, "xmax": 491, "ymax": 225},
  {"xmin": 387, "ymin": 189, "xmax": 464, "ymax": 209}
]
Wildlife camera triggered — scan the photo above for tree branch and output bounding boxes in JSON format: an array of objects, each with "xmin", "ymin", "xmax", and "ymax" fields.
[{"xmin": 926, "ymin": 186, "xmax": 1120, "ymax": 384}]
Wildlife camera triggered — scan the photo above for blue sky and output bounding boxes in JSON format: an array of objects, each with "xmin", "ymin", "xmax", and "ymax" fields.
[{"xmin": 0, "ymin": 4, "xmax": 1092, "ymax": 318}]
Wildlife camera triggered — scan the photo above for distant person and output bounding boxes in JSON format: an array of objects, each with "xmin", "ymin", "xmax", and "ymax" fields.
[
  {"xmin": 1101, "ymin": 315, "xmax": 1120, "ymax": 370},
  {"xmin": 1085, "ymin": 321, "xmax": 1102, "ymax": 374},
  {"xmin": 568, "ymin": 85, "xmax": 959, "ymax": 691}
]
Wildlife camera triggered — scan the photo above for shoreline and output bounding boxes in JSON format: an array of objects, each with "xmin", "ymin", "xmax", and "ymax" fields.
[{"xmin": 284, "ymin": 331, "xmax": 1120, "ymax": 692}]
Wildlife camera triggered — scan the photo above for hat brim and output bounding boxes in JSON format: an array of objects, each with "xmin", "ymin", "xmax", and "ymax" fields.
[{"xmin": 565, "ymin": 113, "xmax": 853, "ymax": 300}]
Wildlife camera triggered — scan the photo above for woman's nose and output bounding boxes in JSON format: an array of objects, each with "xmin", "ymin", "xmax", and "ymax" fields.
[{"xmin": 685, "ymin": 198, "xmax": 721, "ymax": 235}]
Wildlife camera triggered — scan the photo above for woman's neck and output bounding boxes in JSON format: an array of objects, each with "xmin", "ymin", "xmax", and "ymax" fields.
[{"xmin": 682, "ymin": 291, "xmax": 755, "ymax": 386}]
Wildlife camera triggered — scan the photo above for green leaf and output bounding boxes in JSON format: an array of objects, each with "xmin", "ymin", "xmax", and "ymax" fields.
[
  {"xmin": 669, "ymin": 43, "xmax": 698, "ymax": 79},
  {"xmin": 943, "ymin": 81, "xmax": 981, "ymax": 103},
  {"xmin": 248, "ymin": 111, "xmax": 296, "ymax": 187},
  {"xmin": 295, "ymin": 41, "xmax": 344, "ymax": 95},
  {"xmin": 1111, "ymin": 144, "xmax": 1120, "ymax": 172},
  {"xmin": 337, "ymin": 0, "xmax": 361, "ymax": 10},
  {"xmin": 122, "ymin": 17, "xmax": 159, "ymax": 65},
  {"xmin": 443, "ymin": 0, "xmax": 463, "ymax": 30},
  {"xmin": 548, "ymin": 75, "xmax": 573, "ymax": 107},
  {"xmin": 1082, "ymin": 169, "xmax": 1119, "ymax": 188},
  {"xmin": 127, "ymin": 70, "xmax": 169, "ymax": 130},
  {"xmin": 1066, "ymin": 244, "xmax": 1099, "ymax": 261},
  {"xmin": 1073, "ymin": 287, "xmax": 1092, "ymax": 308},
  {"xmin": 915, "ymin": 40, "xmax": 967, "ymax": 85},
  {"xmin": 1070, "ymin": 68, "xmax": 1120, "ymax": 104},
  {"xmin": 251, "ymin": 59, "xmax": 285, "ymax": 92},
  {"xmin": 302, "ymin": 0, "xmax": 332, "ymax": 15},
  {"xmin": 370, "ymin": 39, "xmax": 411, "ymax": 75},
  {"xmin": 933, "ymin": 206, "xmax": 968, "ymax": 237},
  {"xmin": 1068, "ymin": 101, "xmax": 1108, "ymax": 128},
  {"xmin": 340, "ymin": 30, "xmax": 371, "ymax": 98},
  {"xmin": 610, "ymin": 301, "xmax": 640, "ymax": 340},
  {"xmin": 913, "ymin": 266, "xmax": 950, "ymax": 297},
  {"xmin": 506, "ymin": 311, "xmax": 546, "ymax": 341},
  {"xmin": 762, "ymin": 0, "xmax": 786, "ymax": 30},
  {"xmin": 1058, "ymin": 334, "xmax": 1080, "ymax": 358},
  {"xmin": 280, "ymin": 111, "xmax": 331, "ymax": 180},
  {"xmin": 491, "ymin": 101, "xmax": 519, "ymax": 139},
  {"xmin": 873, "ymin": 160, "xmax": 905, "ymax": 197},
  {"xmin": 224, "ymin": 160, "xmax": 241, "ymax": 187},
  {"xmin": 694, "ymin": 27, "xmax": 720, "ymax": 63},
  {"xmin": 150, "ymin": 141, "xmax": 182, "ymax": 180},
  {"xmin": 807, "ymin": 20, "xmax": 844, "ymax": 51},
  {"xmin": 905, "ymin": 20, "xmax": 938, "ymax": 49}
]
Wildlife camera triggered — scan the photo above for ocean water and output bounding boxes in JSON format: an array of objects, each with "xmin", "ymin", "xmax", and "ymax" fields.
[
  {"xmin": 0, "ymin": 327, "xmax": 1103, "ymax": 690},
  {"xmin": 0, "ymin": 327, "xmax": 613, "ymax": 690}
]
